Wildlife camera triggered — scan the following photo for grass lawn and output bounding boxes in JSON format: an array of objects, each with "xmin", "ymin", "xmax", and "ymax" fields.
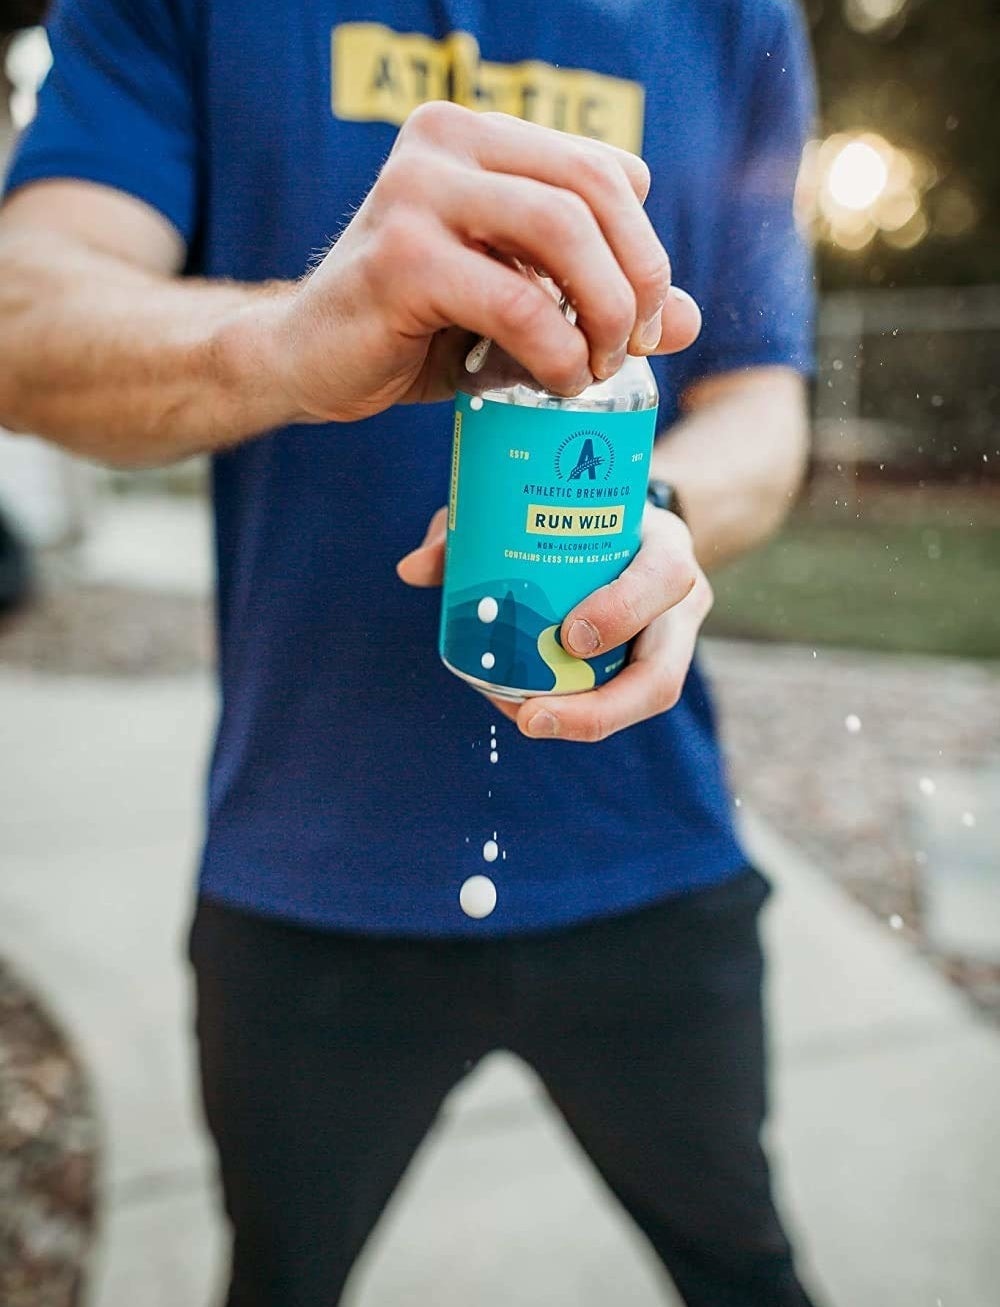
[{"xmin": 707, "ymin": 511, "xmax": 1000, "ymax": 659}]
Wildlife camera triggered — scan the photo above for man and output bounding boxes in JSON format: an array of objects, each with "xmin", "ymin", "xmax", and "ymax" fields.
[{"xmin": 0, "ymin": 1, "xmax": 820, "ymax": 1304}]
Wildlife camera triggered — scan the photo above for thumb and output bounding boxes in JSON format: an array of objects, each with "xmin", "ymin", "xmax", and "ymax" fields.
[{"xmin": 396, "ymin": 505, "xmax": 448, "ymax": 587}]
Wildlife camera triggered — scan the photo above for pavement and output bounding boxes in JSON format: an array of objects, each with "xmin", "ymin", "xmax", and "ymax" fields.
[
  {"xmin": 2, "ymin": 665, "xmax": 999, "ymax": 1307},
  {"xmin": 75, "ymin": 494, "xmax": 215, "ymax": 596}
]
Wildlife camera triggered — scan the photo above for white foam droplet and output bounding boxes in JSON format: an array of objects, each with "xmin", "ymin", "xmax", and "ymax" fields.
[
  {"xmin": 919, "ymin": 777, "xmax": 936, "ymax": 797},
  {"xmin": 734, "ymin": 796, "xmax": 742, "ymax": 808},
  {"xmin": 961, "ymin": 811, "xmax": 976, "ymax": 827},
  {"xmin": 889, "ymin": 914, "xmax": 903, "ymax": 930},
  {"xmin": 490, "ymin": 751, "xmax": 499, "ymax": 764},
  {"xmin": 460, "ymin": 875, "xmax": 497, "ymax": 918},
  {"xmin": 483, "ymin": 839, "xmax": 499, "ymax": 862},
  {"xmin": 470, "ymin": 396, "xmax": 484, "ymax": 411},
  {"xmin": 481, "ymin": 652, "xmax": 496, "ymax": 670},
  {"xmin": 478, "ymin": 596, "xmax": 499, "ymax": 623},
  {"xmin": 845, "ymin": 714, "xmax": 862, "ymax": 734}
]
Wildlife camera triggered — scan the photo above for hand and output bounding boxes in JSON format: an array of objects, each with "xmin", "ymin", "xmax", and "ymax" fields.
[
  {"xmin": 242, "ymin": 102, "xmax": 701, "ymax": 425},
  {"xmin": 398, "ymin": 504, "xmax": 713, "ymax": 741}
]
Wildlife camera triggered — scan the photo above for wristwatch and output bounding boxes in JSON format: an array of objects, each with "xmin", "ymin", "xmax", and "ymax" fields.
[{"xmin": 646, "ymin": 478, "xmax": 684, "ymax": 520}]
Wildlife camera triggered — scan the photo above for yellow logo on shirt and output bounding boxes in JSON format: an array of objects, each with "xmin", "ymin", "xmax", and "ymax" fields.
[{"xmin": 332, "ymin": 23, "xmax": 645, "ymax": 154}]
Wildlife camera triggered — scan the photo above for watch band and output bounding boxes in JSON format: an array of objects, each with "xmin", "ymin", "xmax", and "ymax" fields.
[{"xmin": 646, "ymin": 478, "xmax": 684, "ymax": 520}]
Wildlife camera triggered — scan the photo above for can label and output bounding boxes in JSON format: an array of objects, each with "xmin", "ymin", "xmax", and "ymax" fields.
[{"xmin": 439, "ymin": 392, "xmax": 658, "ymax": 696}]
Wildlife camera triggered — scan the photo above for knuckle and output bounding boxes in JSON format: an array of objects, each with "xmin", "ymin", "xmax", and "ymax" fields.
[
  {"xmin": 606, "ymin": 280, "xmax": 638, "ymax": 338},
  {"xmin": 627, "ymin": 549, "xmax": 663, "ymax": 589},
  {"xmin": 545, "ymin": 346, "xmax": 590, "ymax": 393},
  {"xmin": 478, "ymin": 109, "xmax": 513, "ymax": 132},
  {"xmin": 376, "ymin": 154, "xmax": 423, "ymax": 205},
  {"xmin": 494, "ymin": 276, "xmax": 542, "ymax": 335},
  {"xmin": 403, "ymin": 99, "xmax": 465, "ymax": 141},
  {"xmin": 636, "ymin": 253, "xmax": 673, "ymax": 305},
  {"xmin": 540, "ymin": 189, "xmax": 591, "ymax": 242},
  {"xmin": 607, "ymin": 575, "xmax": 643, "ymax": 630},
  {"xmin": 378, "ymin": 150, "xmax": 450, "ymax": 207},
  {"xmin": 573, "ymin": 148, "xmax": 622, "ymax": 199},
  {"xmin": 583, "ymin": 710, "xmax": 610, "ymax": 744},
  {"xmin": 660, "ymin": 548, "xmax": 698, "ymax": 597},
  {"xmin": 368, "ymin": 213, "xmax": 436, "ymax": 286}
]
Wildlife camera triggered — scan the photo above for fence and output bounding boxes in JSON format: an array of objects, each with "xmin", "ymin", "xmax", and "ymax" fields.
[{"xmin": 815, "ymin": 284, "xmax": 1000, "ymax": 482}]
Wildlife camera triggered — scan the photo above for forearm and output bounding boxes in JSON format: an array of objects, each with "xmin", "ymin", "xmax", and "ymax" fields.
[
  {"xmin": 0, "ymin": 230, "xmax": 300, "ymax": 466},
  {"xmin": 650, "ymin": 367, "xmax": 809, "ymax": 571},
  {"xmin": 0, "ymin": 115, "xmax": 705, "ymax": 465}
]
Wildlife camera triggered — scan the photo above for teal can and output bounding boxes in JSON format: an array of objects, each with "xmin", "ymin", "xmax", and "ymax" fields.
[{"xmin": 439, "ymin": 353, "xmax": 659, "ymax": 702}]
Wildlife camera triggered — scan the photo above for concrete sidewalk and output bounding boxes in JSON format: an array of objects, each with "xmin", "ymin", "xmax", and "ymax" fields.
[{"xmin": 1, "ymin": 667, "xmax": 998, "ymax": 1307}]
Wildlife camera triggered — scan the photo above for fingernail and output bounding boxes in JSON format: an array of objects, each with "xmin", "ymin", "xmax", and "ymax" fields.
[
  {"xmin": 640, "ymin": 311, "xmax": 663, "ymax": 351},
  {"xmin": 567, "ymin": 618, "xmax": 600, "ymax": 654},
  {"xmin": 597, "ymin": 343, "xmax": 628, "ymax": 381},
  {"xmin": 526, "ymin": 710, "xmax": 559, "ymax": 738}
]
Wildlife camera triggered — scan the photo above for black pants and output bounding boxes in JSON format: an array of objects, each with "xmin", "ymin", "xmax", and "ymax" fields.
[{"xmin": 189, "ymin": 869, "xmax": 818, "ymax": 1307}]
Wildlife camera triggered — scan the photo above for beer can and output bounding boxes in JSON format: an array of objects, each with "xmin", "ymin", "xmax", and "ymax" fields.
[{"xmin": 439, "ymin": 355, "xmax": 659, "ymax": 701}]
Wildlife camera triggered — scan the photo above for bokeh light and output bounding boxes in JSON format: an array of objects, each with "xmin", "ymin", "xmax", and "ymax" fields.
[
  {"xmin": 934, "ymin": 186, "xmax": 979, "ymax": 237},
  {"xmin": 844, "ymin": 0, "xmax": 909, "ymax": 35},
  {"xmin": 796, "ymin": 130, "xmax": 957, "ymax": 255},
  {"xmin": 827, "ymin": 140, "xmax": 888, "ymax": 211}
]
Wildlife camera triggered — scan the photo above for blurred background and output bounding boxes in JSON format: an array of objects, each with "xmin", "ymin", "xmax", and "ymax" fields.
[{"xmin": 1, "ymin": 2, "xmax": 998, "ymax": 1306}]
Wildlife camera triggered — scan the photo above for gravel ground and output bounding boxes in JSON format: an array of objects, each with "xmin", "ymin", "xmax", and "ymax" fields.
[
  {"xmin": 2, "ymin": 584, "xmax": 998, "ymax": 1019},
  {"xmin": 0, "ymin": 584, "xmax": 213, "ymax": 676},
  {"xmin": 704, "ymin": 639, "xmax": 1000, "ymax": 1021},
  {"xmin": 0, "ymin": 962, "xmax": 98, "ymax": 1307}
]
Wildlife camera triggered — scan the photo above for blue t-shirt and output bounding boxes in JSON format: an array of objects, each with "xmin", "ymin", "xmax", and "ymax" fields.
[{"xmin": 5, "ymin": 0, "xmax": 815, "ymax": 937}]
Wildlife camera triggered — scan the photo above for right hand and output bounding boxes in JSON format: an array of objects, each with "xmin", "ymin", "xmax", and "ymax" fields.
[{"xmin": 249, "ymin": 102, "xmax": 701, "ymax": 424}]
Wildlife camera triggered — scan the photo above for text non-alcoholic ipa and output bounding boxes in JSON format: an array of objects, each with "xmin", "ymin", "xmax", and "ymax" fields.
[{"xmin": 440, "ymin": 347, "xmax": 659, "ymax": 701}]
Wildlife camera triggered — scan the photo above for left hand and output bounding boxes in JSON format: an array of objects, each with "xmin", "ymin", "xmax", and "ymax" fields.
[{"xmin": 397, "ymin": 503, "xmax": 713, "ymax": 742}]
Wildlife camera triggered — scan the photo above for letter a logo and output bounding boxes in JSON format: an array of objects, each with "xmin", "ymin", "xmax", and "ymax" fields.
[{"xmin": 568, "ymin": 438, "xmax": 603, "ymax": 480}]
